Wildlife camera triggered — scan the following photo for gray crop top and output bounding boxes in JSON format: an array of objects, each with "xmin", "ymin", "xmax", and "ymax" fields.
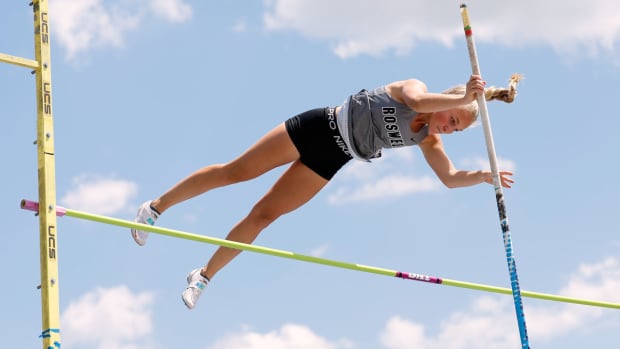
[{"xmin": 343, "ymin": 86, "xmax": 429, "ymax": 160}]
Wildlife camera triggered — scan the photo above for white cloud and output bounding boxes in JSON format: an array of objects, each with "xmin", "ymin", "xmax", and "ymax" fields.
[
  {"xmin": 233, "ymin": 18, "xmax": 249, "ymax": 33},
  {"xmin": 60, "ymin": 174, "xmax": 137, "ymax": 215},
  {"xmin": 524, "ymin": 258, "xmax": 620, "ymax": 340},
  {"xmin": 381, "ymin": 298, "xmax": 519, "ymax": 349},
  {"xmin": 50, "ymin": 0, "xmax": 193, "ymax": 59},
  {"xmin": 380, "ymin": 257, "xmax": 620, "ymax": 349},
  {"xmin": 150, "ymin": 0, "xmax": 193, "ymax": 23},
  {"xmin": 326, "ymin": 145, "xmax": 517, "ymax": 205},
  {"xmin": 56, "ymin": 258, "xmax": 619, "ymax": 349},
  {"xmin": 263, "ymin": 0, "xmax": 620, "ymax": 59},
  {"xmin": 206, "ymin": 323, "xmax": 354, "ymax": 349},
  {"xmin": 327, "ymin": 147, "xmax": 441, "ymax": 205},
  {"xmin": 309, "ymin": 244, "xmax": 329, "ymax": 257},
  {"xmin": 557, "ymin": 257, "xmax": 620, "ymax": 313},
  {"xmin": 50, "ymin": 0, "xmax": 142, "ymax": 59},
  {"xmin": 196, "ymin": 254, "xmax": 618, "ymax": 349},
  {"xmin": 46, "ymin": 0, "xmax": 620, "ymax": 61},
  {"xmin": 328, "ymin": 174, "xmax": 440, "ymax": 205},
  {"xmin": 61, "ymin": 286, "xmax": 155, "ymax": 349},
  {"xmin": 48, "ymin": 1, "xmax": 619, "ymax": 61}
]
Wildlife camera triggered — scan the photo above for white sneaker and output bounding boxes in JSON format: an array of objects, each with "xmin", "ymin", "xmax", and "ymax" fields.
[
  {"xmin": 182, "ymin": 268, "xmax": 209, "ymax": 309},
  {"xmin": 131, "ymin": 201, "xmax": 159, "ymax": 246}
]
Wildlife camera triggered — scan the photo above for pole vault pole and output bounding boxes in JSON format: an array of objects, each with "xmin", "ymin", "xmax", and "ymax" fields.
[{"xmin": 460, "ymin": 4, "xmax": 530, "ymax": 349}]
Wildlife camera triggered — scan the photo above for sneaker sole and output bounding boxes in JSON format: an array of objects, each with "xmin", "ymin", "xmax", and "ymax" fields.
[
  {"xmin": 182, "ymin": 269, "xmax": 204, "ymax": 309},
  {"xmin": 182, "ymin": 295, "xmax": 193, "ymax": 309},
  {"xmin": 131, "ymin": 230, "xmax": 147, "ymax": 246},
  {"xmin": 183, "ymin": 270, "xmax": 196, "ymax": 309}
]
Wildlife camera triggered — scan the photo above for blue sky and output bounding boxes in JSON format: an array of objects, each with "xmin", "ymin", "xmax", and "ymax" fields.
[{"xmin": 2, "ymin": 1, "xmax": 620, "ymax": 349}]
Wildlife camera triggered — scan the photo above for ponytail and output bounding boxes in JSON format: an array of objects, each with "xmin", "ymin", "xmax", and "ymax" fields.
[
  {"xmin": 442, "ymin": 73, "xmax": 522, "ymax": 120},
  {"xmin": 484, "ymin": 73, "xmax": 522, "ymax": 103}
]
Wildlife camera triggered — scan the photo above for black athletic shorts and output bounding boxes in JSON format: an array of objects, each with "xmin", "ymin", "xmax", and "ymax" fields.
[{"xmin": 285, "ymin": 107, "xmax": 353, "ymax": 180}]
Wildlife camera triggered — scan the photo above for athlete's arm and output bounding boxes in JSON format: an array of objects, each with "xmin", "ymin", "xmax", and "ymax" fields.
[
  {"xmin": 390, "ymin": 75, "xmax": 485, "ymax": 113},
  {"xmin": 418, "ymin": 134, "xmax": 513, "ymax": 188}
]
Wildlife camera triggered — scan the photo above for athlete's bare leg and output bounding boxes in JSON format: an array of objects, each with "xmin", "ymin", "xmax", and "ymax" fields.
[
  {"xmin": 151, "ymin": 123, "xmax": 298, "ymax": 213},
  {"xmin": 201, "ymin": 159, "xmax": 329, "ymax": 279}
]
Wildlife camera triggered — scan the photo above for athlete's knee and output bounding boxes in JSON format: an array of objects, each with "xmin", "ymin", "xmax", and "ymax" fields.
[
  {"xmin": 220, "ymin": 162, "xmax": 257, "ymax": 184},
  {"xmin": 247, "ymin": 201, "xmax": 284, "ymax": 228}
]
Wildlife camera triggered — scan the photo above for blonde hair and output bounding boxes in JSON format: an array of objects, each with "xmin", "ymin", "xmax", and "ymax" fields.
[{"xmin": 442, "ymin": 73, "xmax": 522, "ymax": 121}]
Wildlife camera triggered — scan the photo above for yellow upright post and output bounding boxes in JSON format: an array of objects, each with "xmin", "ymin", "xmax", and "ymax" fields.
[
  {"xmin": 32, "ymin": 1, "xmax": 61, "ymax": 348},
  {"xmin": 0, "ymin": 1, "xmax": 60, "ymax": 347}
]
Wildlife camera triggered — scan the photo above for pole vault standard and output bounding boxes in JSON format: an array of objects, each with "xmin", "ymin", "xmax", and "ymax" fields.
[
  {"xmin": 20, "ymin": 199, "xmax": 620, "ymax": 310},
  {"xmin": 1, "ymin": 2, "xmax": 60, "ymax": 349},
  {"xmin": 460, "ymin": 4, "xmax": 530, "ymax": 349}
]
